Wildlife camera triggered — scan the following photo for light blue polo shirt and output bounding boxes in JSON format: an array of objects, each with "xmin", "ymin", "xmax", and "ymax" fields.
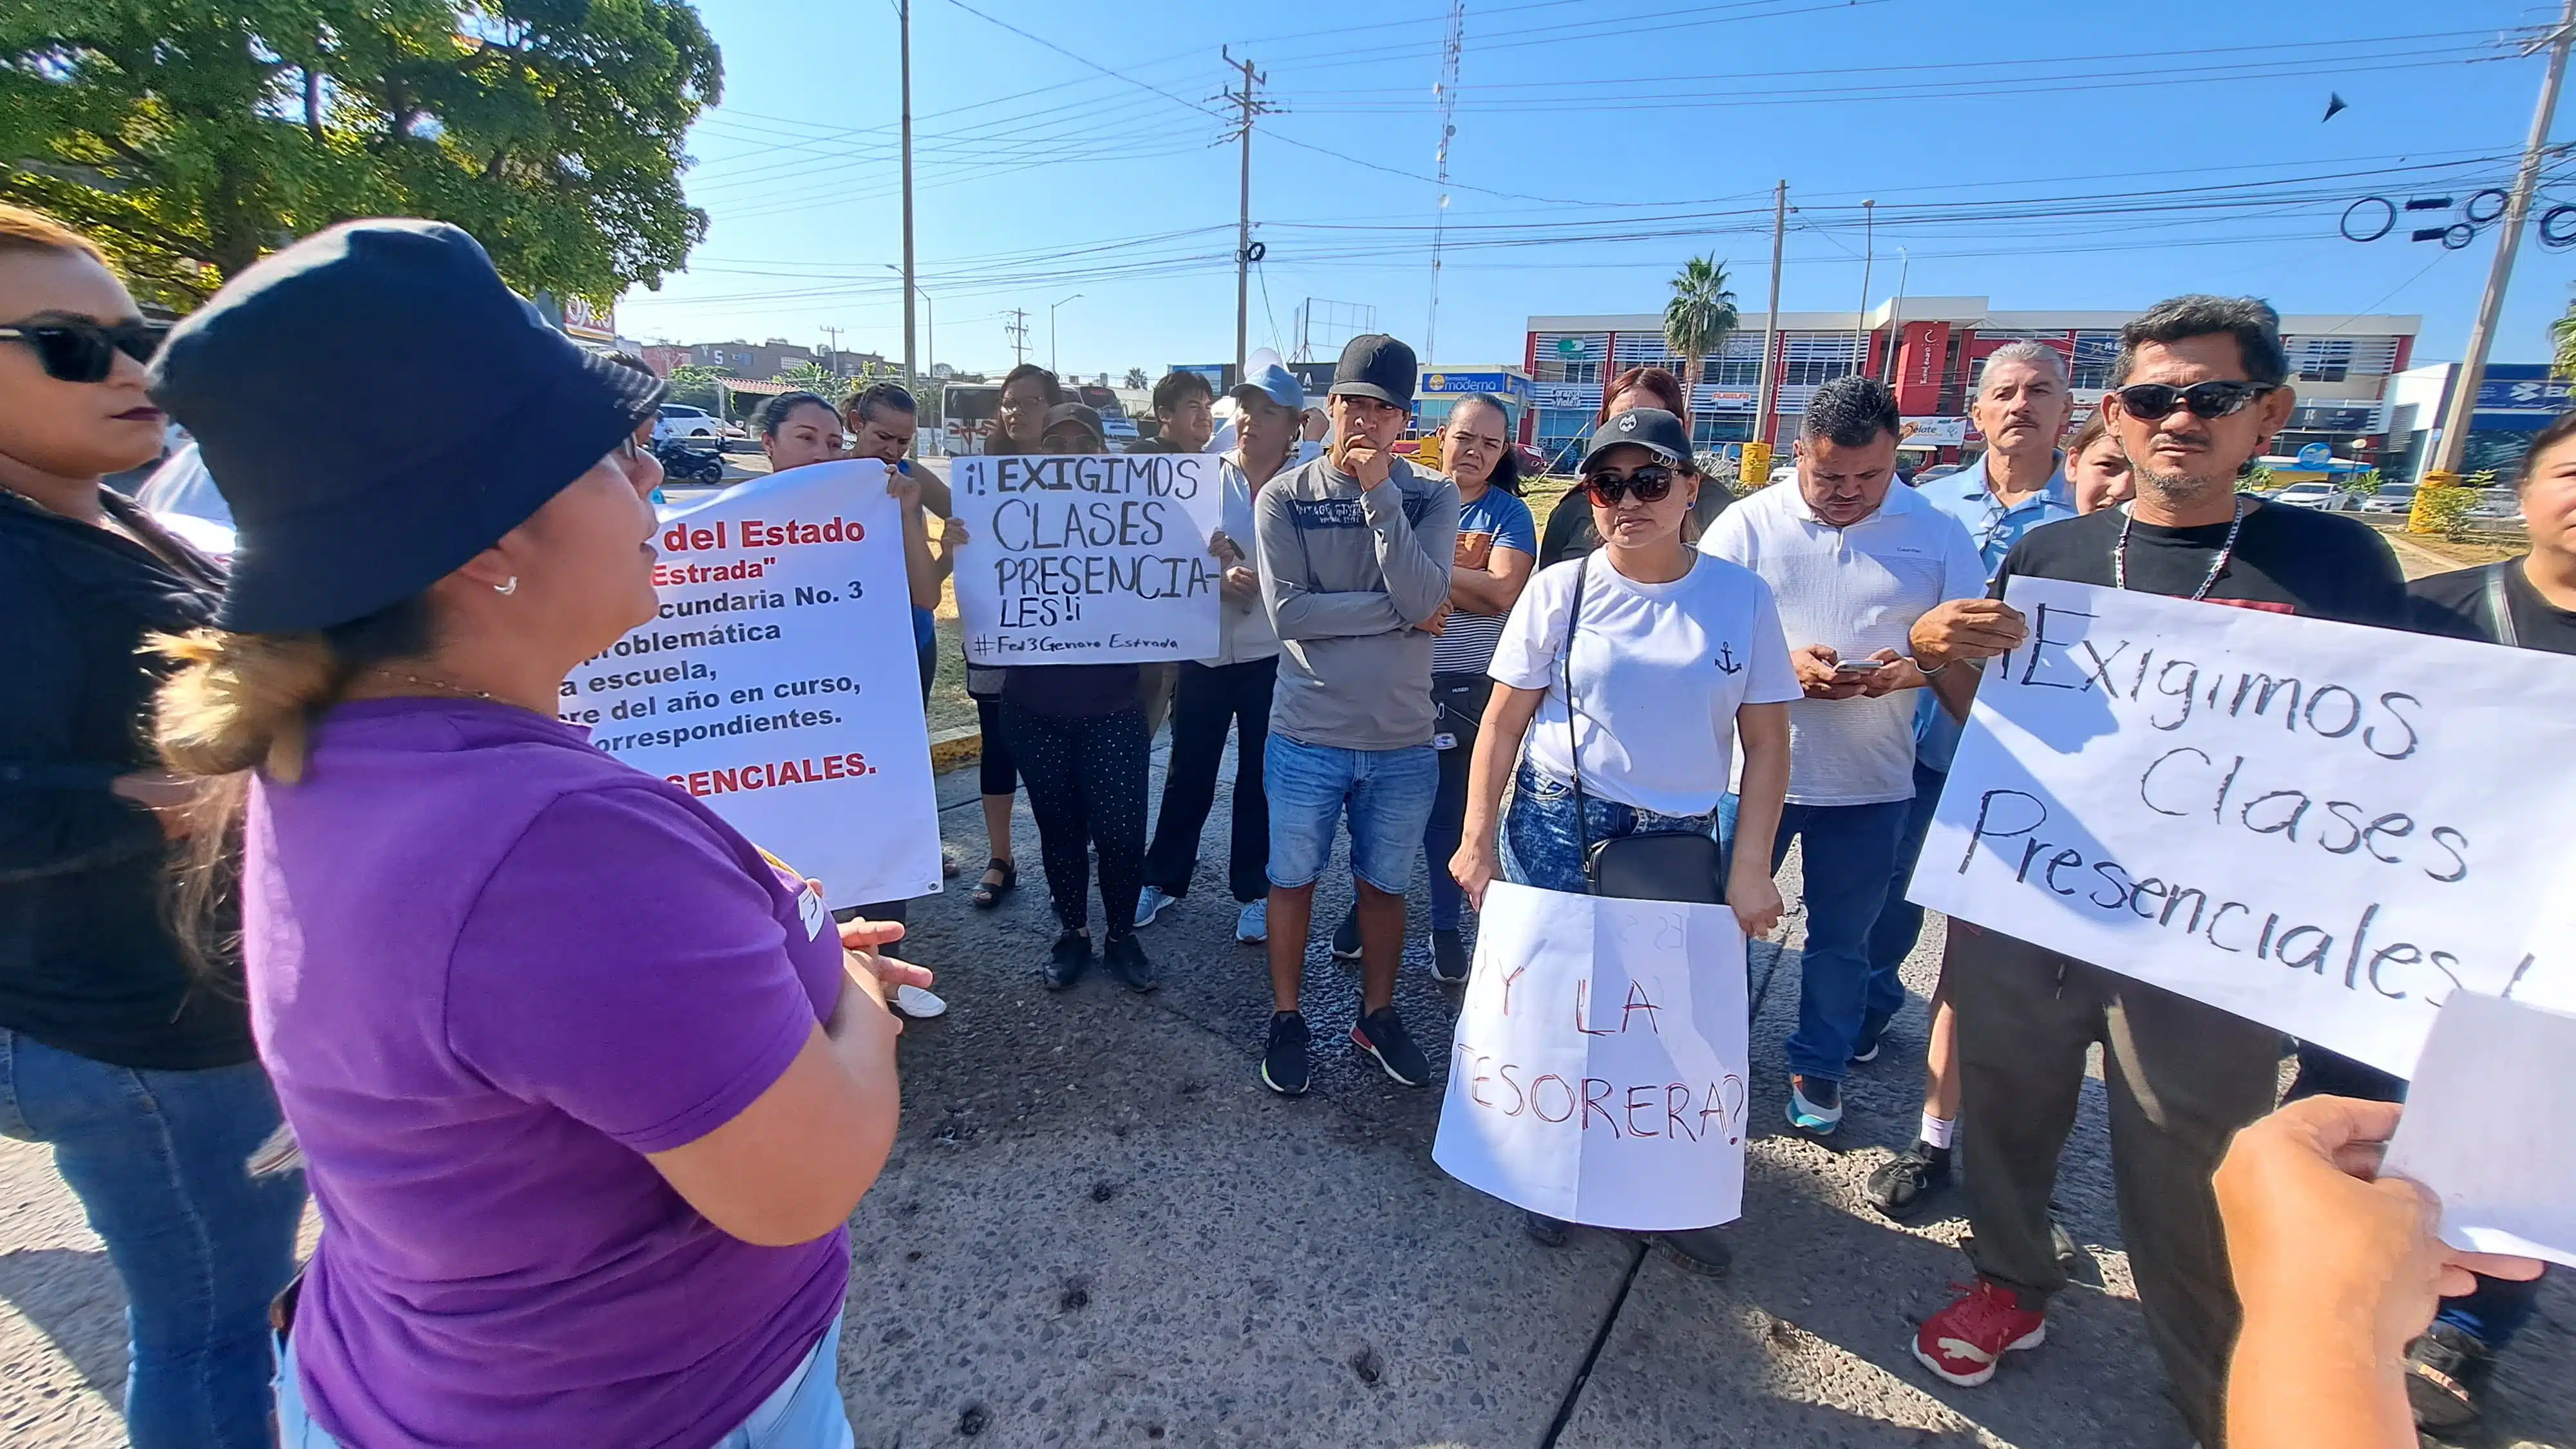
[{"xmin": 1910, "ymin": 455, "xmax": 2076, "ymax": 773}]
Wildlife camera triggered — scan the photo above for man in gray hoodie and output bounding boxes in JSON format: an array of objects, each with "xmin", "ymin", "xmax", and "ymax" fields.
[{"xmin": 1253, "ymin": 334, "xmax": 1460, "ymax": 1097}]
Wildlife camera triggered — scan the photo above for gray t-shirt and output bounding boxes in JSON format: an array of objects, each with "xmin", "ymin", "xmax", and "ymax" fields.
[{"xmin": 1253, "ymin": 454, "xmax": 1460, "ymax": 751}]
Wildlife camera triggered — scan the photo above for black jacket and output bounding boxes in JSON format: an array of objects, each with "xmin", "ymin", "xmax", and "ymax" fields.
[{"xmin": 0, "ymin": 487, "xmax": 253, "ymax": 1069}]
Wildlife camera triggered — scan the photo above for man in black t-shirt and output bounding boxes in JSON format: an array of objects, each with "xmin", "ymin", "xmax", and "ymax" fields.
[{"xmin": 1902, "ymin": 296, "xmax": 2405, "ymax": 1446}]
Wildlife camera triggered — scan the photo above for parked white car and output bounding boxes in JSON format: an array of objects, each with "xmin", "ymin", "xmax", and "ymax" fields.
[
  {"xmin": 652, "ymin": 402, "xmax": 725, "ymax": 442},
  {"xmin": 2358, "ymin": 485, "xmax": 2416, "ymax": 515},
  {"xmin": 2269, "ymin": 482, "xmax": 2342, "ymax": 509}
]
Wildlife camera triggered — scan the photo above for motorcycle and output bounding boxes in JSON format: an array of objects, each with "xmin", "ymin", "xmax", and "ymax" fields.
[{"xmin": 652, "ymin": 436, "xmax": 724, "ymax": 486}]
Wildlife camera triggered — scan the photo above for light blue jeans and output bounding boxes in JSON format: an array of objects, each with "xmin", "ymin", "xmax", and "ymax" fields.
[
  {"xmin": 276, "ymin": 1312, "xmax": 854, "ymax": 1448},
  {"xmin": 1264, "ymin": 735, "xmax": 1441, "ymax": 895},
  {"xmin": 0, "ymin": 1028, "xmax": 305, "ymax": 1449}
]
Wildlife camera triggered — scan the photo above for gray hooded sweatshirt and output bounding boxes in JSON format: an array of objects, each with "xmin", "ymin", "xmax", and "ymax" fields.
[{"xmin": 1253, "ymin": 453, "xmax": 1460, "ymax": 750}]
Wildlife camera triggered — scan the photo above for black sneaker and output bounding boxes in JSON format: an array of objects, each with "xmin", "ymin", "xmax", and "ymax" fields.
[
  {"xmin": 1103, "ymin": 933, "xmax": 1158, "ymax": 992},
  {"xmin": 2405, "ymin": 1322, "xmax": 2494, "ymax": 1431},
  {"xmin": 1524, "ymin": 1211, "xmax": 1568, "ymax": 1247},
  {"xmin": 1864, "ymin": 1141, "xmax": 1952, "ymax": 1220},
  {"xmin": 1043, "ymin": 930, "xmax": 1091, "ymax": 989},
  {"xmin": 1260, "ymin": 1011, "xmax": 1311, "ymax": 1097},
  {"xmin": 1430, "ymin": 928, "xmax": 1471, "ymax": 985},
  {"xmin": 1658, "ymin": 1226, "xmax": 1734, "ymax": 1276},
  {"xmin": 1351, "ymin": 1006, "xmax": 1432, "ymax": 1086},
  {"xmin": 1331, "ymin": 906, "xmax": 1363, "ymax": 960}
]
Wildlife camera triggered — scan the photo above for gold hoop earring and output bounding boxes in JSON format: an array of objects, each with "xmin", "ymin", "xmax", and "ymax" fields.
[{"xmin": 494, "ymin": 577, "xmax": 518, "ymax": 596}]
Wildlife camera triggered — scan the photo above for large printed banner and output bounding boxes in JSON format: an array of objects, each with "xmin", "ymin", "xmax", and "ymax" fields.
[
  {"xmin": 1432, "ymin": 882, "xmax": 1752, "ymax": 1232},
  {"xmin": 1908, "ymin": 578, "xmax": 2576, "ymax": 1076},
  {"xmin": 562, "ymin": 461, "xmax": 942, "ymax": 909},
  {"xmin": 949, "ymin": 453, "xmax": 1227, "ymax": 667}
]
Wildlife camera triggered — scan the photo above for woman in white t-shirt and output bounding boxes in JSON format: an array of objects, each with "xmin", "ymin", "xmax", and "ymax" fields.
[{"xmin": 1450, "ymin": 408, "xmax": 1799, "ymax": 1264}]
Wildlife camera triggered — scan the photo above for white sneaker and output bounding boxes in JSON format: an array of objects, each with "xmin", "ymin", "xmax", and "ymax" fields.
[
  {"xmin": 894, "ymin": 984, "xmax": 947, "ymax": 1019},
  {"xmin": 1235, "ymin": 899, "xmax": 1268, "ymax": 943},
  {"xmin": 1133, "ymin": 884, "xmax": 1179, "ymax": 929}
]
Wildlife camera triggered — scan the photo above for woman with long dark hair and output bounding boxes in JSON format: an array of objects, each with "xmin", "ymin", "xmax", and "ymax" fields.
[
  {"xmin": 959, "ymin": 364, "xmax": 1064, "ymax": 911},
  {"xmin": 1537, "ymin": 365, "xmax": 1727, "ymax": 567},
  {"xmin": 0, "ymin": 204, "xmax": 306, "ymax": 1449},
  {"xmin": 148, "ymin": 220, "xmax": 912, "ymax": 1448}
]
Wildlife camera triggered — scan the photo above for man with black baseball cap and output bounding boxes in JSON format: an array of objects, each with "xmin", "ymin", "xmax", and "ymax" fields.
[{"xmin": 1251, "ymin": 333, "xmax": 1459, "ymax": 1096}]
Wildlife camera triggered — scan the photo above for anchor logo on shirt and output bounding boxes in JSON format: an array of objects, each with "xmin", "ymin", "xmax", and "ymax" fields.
[{"xmin": 1712, "ymin": 643, "xmax": 1743, "ymax": 676}]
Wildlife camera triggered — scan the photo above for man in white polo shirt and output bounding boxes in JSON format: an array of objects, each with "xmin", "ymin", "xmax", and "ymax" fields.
[{"xmin": 1702, "ymin": 376, "xmax": 1986, "ymax": 1137}]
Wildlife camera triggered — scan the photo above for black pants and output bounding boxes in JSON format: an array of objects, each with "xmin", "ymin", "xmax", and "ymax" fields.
[
  {"xmin": 975, "ymin": 694, "xmax": 1019, "ymax": 797},
  {"xmin": 1142, "ymin": 657, "xmax": 1277, "ymax": 904},
  {"xmin": 1423, "ymin": 672, "xmax": 1490, "ymax": 932},
  {"xmin": 1004, "ymin": 702, "xmax": 1149, "ymax": 935}
]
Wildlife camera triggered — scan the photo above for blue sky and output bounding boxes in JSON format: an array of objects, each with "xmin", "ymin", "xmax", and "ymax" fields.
[{"xmin": 614, "ymin": 0, "xmax": 2576, "ymax": 380}]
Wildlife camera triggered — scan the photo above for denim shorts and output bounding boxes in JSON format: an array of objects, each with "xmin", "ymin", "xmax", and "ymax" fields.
[
  {"xmin": 275, "ymin": 1313, "xmax": 853, "ymax": 1448},
  {"xmin": 1502, "ymin": 762, "xmax": 1723, "ymax": 895},
  {"xmin": 1265, "ymin": 734, "xmax": 1440, "ymax": 894}
]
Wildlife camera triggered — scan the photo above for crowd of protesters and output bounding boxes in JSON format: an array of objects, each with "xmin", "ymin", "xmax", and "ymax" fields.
[{"xmin": 0, "ymin": 198, "xmax": 2561, "ymax": 1449}]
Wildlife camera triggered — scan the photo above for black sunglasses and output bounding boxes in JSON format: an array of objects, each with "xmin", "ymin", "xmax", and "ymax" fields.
[
  {"xmin": 2109, "ymin": 380, "xmax": 2277, "ymax": 421},
  {"xmin": 0, "ymin": 318, "xmax": 164, "ymax": 383},
  {"xmin": 1582, "ymin": 464, "xmax": 1676, "ymax": 506}
]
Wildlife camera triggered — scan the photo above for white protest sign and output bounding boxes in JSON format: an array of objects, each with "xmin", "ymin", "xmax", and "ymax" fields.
[
  {"xmin": 949, "ymin": 453, "xmax": 1226, "ymax": 666},
  {"xmin": 562, "ymin": 460, "xmax": 941, "ymax": 909},
  {"xmin": 1908, "ymin": 577, "xmax": 2576, "ymax": 1077},
  {"xmin": 1432, "ymin": 880, "xmax": 1751, "ymax": 1231},
  {"xmin": 2383, "ymin": 992, "xmax": 2576, "ymax": 1267}
]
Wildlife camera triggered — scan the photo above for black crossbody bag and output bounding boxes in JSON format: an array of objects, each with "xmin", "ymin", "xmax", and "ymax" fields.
[{"xmin": 1560, "ymin": 555, "xmax": 1730, "ymax": 905}]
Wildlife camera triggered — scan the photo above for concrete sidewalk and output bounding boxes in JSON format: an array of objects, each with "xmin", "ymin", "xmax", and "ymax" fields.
[{"xmin": 5, "ymin": 748, "xmax": 2570, "ymax": 1448}]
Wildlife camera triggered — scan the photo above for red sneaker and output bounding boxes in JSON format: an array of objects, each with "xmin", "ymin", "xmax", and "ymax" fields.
[{"xmin": 1913, "ymin": 1280, "xmax": 2047, "ymax": 1387}]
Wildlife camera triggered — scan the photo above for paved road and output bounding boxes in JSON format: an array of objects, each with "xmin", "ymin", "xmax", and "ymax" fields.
[{"xmin": 6, "ymin": 741, "xmax": 2570, "ymax": 1449}]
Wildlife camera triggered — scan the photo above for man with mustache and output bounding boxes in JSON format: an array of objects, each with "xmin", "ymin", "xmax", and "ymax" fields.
[
  {"xmin": 1905, "ymin": 296, "xmax": 2408, "ymax": 1449},
  {"xmin": 1700, "ymin": 375, "xmax": 1989, "ymax": 1141}
]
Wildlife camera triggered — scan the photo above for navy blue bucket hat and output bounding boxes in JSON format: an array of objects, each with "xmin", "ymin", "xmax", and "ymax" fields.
[{"xmin": 149, "ymin": 219, "xmax": 664, "ymax": 633}]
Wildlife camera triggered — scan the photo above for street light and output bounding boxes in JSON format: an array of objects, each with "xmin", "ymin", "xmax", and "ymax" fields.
[
  {"xmin": 1050, "ymin": 292, "xmax": 1084, "ymax": 375},
  {"xmin": 882, "ymin": 264, "xmax": 935, "ymax": 390}
]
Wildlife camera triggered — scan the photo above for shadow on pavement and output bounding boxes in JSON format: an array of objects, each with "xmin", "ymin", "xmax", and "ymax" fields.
[{"xmin": 0, "ymin": 1246, "xmax": 126, "ymax": 1408}]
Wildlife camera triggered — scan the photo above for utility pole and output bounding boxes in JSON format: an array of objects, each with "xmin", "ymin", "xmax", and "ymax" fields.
[
  {"xmin": 819, "ymin": 325, "xmax": 842, "ymax": 375},
  {"xmin": 2428, "ymin": 0, "xmax": 2576, "ymax": 482},
  {"xmin": 1755, "ymin": 180, "xmax": 1787, "ymax": 451},
  {"xmin": 1884, "ymin": 248, "xmax": 1909, "ymax": 386},
  {"xmin": 1222, "ymin": 47, "xmax": 1270, "ymax": 370},
  {"xmin": 1852, "ymin": 198, "xmax": 1875, "ymax": 376},
  {"xmin": 1424, "ymin": 1, "xmax": 1464, "ymax": 362},
  {"xmin": 898, "ymin": 0, "xmax": 918, "ymax": 453},
  {"xmin": 1006, "ymin": 308, "xmax": 1029, "ymax": 366}
]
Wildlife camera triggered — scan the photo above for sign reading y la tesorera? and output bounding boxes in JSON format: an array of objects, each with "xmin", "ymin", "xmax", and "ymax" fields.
[
  {"xmin": 950, "ymin": 453, "xmax": 1227, "ymax": 667},
  {"xmin": 1432, "ymin": 881, "xmax": 1752, "ymax": 1232},
  {"xmin": 1909, "ymin": 578, "xmax": 2576, "ymax": 1077},
  {"xmin": 561, "ymin": 460, "xmax": 942, "ymax": 909}
]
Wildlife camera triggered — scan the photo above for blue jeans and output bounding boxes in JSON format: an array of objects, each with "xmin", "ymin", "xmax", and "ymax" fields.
[
  {"xmin": 1720, "ymin": 795, "xmax": 1912, "ymax": 1081},
  {"xmin": 0, "ymin": 1029, "xmax": 305, "ymax": 1449},
  {"xmin": 1264, "ymin": 735, "xmax": 1440, "ymax": 895},
  {"xmin": 1862, "ymin": 761, "xmax": 1949, "ymax": 1043},
  {"xmin": 1502, "ymin": 762, "xmax": 1721, "ymax": 895},
  {"xmin": 276, "ymin": 1314, "xmax": 853, "ymax": 1448}
]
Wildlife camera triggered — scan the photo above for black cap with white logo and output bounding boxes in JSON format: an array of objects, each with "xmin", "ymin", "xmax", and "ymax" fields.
[{"xmin": 1579, "ymin": 407, "xmax": 1690, "ymax": 472}]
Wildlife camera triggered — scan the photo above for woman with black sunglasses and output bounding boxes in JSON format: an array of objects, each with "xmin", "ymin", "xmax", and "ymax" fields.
[
  {"xmin": 1449, "ymin": 407, "xmax": 1799, "ymax": 1267},
  {"xmin": 0, "ymin": 205, "xmax": 307, "ymax": 1448}
]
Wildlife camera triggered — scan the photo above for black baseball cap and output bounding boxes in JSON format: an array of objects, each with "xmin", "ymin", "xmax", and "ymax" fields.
[
  {"xmin": 1328, "ymin": 332, "xmax": 1417, "ymax": 408},
  {"xmin": 152, "ymin": 219, "xmax": 662, "ymax": 632},
  {"xmin": 1580, "ymin": 408, "xmax": 1691, "ymax": 473},
  {"xmin": 1041, "ymin": 401, "xmax": 1106, "ymax": 449}
]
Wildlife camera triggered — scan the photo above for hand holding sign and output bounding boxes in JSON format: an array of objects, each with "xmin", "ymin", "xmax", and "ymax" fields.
[{"xmin": 950, "ymin": 454, "xmax": 1227, "ymax": 666}]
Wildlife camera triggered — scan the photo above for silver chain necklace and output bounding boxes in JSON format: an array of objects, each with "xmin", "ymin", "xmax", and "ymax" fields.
[{"xmin": 2114, "ymin": 497, "xmax": 2245, "ymax": 601}]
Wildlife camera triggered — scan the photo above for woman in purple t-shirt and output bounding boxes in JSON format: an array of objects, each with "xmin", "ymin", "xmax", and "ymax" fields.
[{"xmin": 144, "ymin": 221, "xmax": 915, "ymax": 1449}]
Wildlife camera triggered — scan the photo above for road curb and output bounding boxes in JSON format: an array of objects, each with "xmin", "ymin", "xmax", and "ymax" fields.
[{"xmin": 929, "ymin": 724, "xmax": 981, "ymax": 772}]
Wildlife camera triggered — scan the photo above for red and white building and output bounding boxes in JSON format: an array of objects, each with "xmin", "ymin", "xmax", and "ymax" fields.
[{"xmin": 1523, "ymin": 298, "xmax": 2420, "ymax": 471}]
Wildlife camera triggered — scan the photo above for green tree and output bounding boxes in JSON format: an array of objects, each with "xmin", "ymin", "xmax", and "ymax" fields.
[
  {"xmin": 1124, "ymin": 367, "xmax": 1149, "ymax": 390},
  {"xmin": 2554, "ymin": 287, "xmax": 2576, "ymax": 380},
  {"xmin": 1663, "ymin": 254, "xmax": 1741, "ymax": 400},
  {"xmin": 2336, "ymin": 466, "xmax": 2383, "ymax": 507},
  {"xmin": 664, "ymin": 361, "xmax": 729, "ymax": 411},
  {"xmin": 3, "ymin": 1, "xmax": 722, "ymax": 308},
  {"xmin": 770, "ymin": 360, "xmax": 839, "ymax": 396}
]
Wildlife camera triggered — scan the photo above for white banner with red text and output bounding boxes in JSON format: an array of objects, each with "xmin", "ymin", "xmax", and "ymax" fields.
[
  {"xmin": 1432, "ymin": 881, "xmax": 1751, "ymax": 1231},
  {"xmin": 949, "ymin": 453, "xmax": 1227, "ymax": 667},
  {"xmin": 1907, "ymin": 577, "xmax": 2576, "ymax": 1077},
  {"xmin": 560, "ymin": 460, "xmax": 942, "ymax": 909}
]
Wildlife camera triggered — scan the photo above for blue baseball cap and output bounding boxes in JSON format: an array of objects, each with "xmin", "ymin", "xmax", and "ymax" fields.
[{"xmin": 1231, "ymin": 348, "xmax": 1303, "ymax": 412}]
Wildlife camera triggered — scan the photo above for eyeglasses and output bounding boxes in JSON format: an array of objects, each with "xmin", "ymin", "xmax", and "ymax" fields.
[
  {"xmin": 2108, "ymin": 380, "xmax": 2278, "ymax": 421},
  {"xmin": 1582, "ymin": 465, "xmax": 1676, "ymax": 506},
  {"xmin": 0, "ymin": 318, "xmax": 165, "ymax": 383}
]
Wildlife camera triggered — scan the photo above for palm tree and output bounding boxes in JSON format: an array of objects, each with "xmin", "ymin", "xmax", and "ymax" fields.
[
  {"xmin": 2553, "ymin": 287, "xmax": 2576, "ymax": 380},
  {"xmin": 1665, "ymin": 255, "xmax": 1741, "ymax": 400}
]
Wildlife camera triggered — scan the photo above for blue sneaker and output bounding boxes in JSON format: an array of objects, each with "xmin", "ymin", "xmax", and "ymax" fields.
[
  {"xmin": 1235, "ymin": 899, "xmax": 1267, "ymax": 943},
  {"xmin": 1787, "ymin": 1074, "xmax": 1842, "ymax": 1135},
  {"xmin": 1133, "ymin": 885, "xmax": 1179, "ymax": 929}
]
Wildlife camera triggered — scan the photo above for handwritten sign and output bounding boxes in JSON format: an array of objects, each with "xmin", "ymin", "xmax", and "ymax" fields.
[
  {"xmin": 1908, "ymin": 578, "xmax": 2576, "ymax": 1077},
  {"xmin": 562, "ymin": 461, "xmax": 942, "ymax": 909},
  {"xmin": 2383, "ymin": 992, "xmax": 2576, "ymax": 1267},
  {"xmin": 1432, "ymin": 881, "xmax": 1751, "ymax": 1231},
  {"xmin": 949, "ymin": 453, "xmax": 1226, "ymax": 666}
]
